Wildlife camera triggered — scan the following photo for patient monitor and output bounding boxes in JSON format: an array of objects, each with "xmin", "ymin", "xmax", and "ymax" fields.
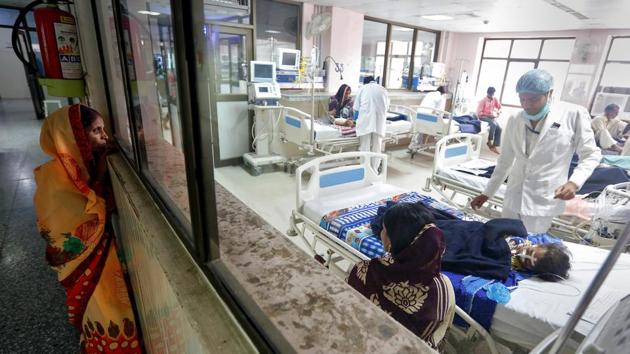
[
  {"xmin": 243, "ymin": 60, "xmax": 285, "ymax": 175},
  {"xmin": 248, "ymin": 61, "xmax": 281, "ymax": 106}
]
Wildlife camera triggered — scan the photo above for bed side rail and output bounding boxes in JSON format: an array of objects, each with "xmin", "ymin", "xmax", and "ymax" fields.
[
  {"xmin": 281, "ymin": 106, "xmax": 314, "ymax": 146},
  {"xmin": 388, "ymin": 104, "xmax": 416, "ymax": 122},
  {"xmin": 433, "ymin": 133, "xmax": 482, "ymax": 175},
  {"xmin": 294, "ymin": 152, "xmax": 388, "ymax": 210},
  {"xmin": 409, "ymin": 106, "xmax": 455, "ymax": 136}
]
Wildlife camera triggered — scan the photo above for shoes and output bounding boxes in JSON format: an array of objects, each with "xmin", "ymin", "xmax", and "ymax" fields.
[{"xmin": 488, "ymin": 144, "xmax": 500, "ymax": 154}]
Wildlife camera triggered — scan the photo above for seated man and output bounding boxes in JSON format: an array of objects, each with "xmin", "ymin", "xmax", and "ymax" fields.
[
  {"xmin": 476, "ymin": 86, "xmax": 502, "ymax": 154},
  {"xmin": 347, "ymin": 203, "xmax": 455, "ymax": 350},
  {"xmin": 328, "ymin": 84, "xmax": 355, "ymax": 127},
  {"xmin": 591, "ymin": 103, "xmax": 629, "ymax": 154}
]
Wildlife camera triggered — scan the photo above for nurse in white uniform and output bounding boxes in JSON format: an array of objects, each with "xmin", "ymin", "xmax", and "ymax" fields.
[
  {"xmin": 355, "ymin": 76, "xmax": 389, "ymax": 168},
  {"xmin": 471, "ymin": 69, "xmax": 601, "ymax": 233}
]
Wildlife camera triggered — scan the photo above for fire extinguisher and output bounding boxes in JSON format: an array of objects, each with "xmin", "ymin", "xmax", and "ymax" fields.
[{"xmin": 12, "ymin": 0, "xmax": 82, "ymax": 80}]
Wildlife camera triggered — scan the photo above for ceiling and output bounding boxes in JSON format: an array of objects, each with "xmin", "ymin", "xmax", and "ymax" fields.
[{"xmin": 297, "ymin": 0, "xmax": 630, "ymax": 33}]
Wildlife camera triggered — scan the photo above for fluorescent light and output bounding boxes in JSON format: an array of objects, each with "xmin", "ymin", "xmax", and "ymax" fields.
[
  {"xmin": 421, "ymin": 15, "xmax": 453, "ymax": 21},
  {"xmin": 265, "ymin": 30, "xmax": 281, "ymax": 34},
  {"xmin": 394, "ymin": 27, "xmax": 414, "ymax": 32},
  {"xmin": 138, "ymin": 10, "xmax": 161, "ymax": 16}
]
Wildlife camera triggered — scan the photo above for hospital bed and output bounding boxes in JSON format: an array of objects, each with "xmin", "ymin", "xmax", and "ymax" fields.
[
  {"xmin": 425, "ymin": 133, "xmax": 630, "ymax": 244},
  {"xmin": 402, "ymin": 106, "xmax": 488, "ymax": 159},
  {"xmin": 287, "ymin": 151, "xmax": 499, "ymax": 353},
  {"xmin": 280, "ymin": 106, "xmax": 413, "ymax": 155}
]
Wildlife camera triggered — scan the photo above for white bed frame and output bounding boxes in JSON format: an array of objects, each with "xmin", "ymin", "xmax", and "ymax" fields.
[
  {"xmin": 425, "ymin": 133, "xmax": 590, "ymax": 243},
  {"xmin": 287, "ymin": 151, "xmax": 499, "ymax": 354},
  {"xmin": 280, "ymin": 106, "xmax": 414, "ymax": 155},
  {"xmin": 406, "ymin": 106, "xmax": 458, "ymax": 158}
]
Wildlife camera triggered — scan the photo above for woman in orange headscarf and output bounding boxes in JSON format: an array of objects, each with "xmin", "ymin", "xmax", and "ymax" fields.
[{"xmin": 34, "ymin": 104, "xmax": 142, "ymax": 353}]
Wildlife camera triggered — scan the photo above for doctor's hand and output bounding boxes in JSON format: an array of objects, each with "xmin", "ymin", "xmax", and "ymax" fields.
[
  {"xmin": 554, "ymin": 181, "xmax": 578, "ymax": 200},
  {"xmin": 471, "ymin": 194, "xmax": 489, "ymax": 210}
]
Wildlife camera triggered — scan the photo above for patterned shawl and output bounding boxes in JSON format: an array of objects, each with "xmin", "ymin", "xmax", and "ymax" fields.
[
  {"xmin": 34, "ymin": 105, "xmax": 141, "ymax": 353},
  {"xmin": 347, "ymin": 224, "xmax": 455, "ymax": 350}
]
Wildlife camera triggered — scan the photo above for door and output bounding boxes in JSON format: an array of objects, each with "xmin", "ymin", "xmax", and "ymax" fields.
[{"xmin": 207, "ymin": 25, "xmax": 253, "ymax": 166}]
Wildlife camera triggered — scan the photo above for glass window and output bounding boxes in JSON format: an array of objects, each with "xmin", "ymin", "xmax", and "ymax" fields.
[
  {"xmin": 360, "ymin": 20, "xmax": 387, "ymax": 85},
  {"xmin": 0, "ymin": 8, "xmax": 34, "ymax": 27},
  {"xmin": 204, "ymin": 1, "xmax": 250, "ymax": 24},
  {"xmin": 96, "ymin": 0, "xmax": 134, "ymax": 158},
  {"xmin": 255, "ymin": 0, "xmax": 299, "ymax": 62},
  {"xmin": 386, "ymin": 26, "xmax": 413, "ymax": 89},
  {"xmin": 540, "ymin": 39, "xmax": 575, "ymax": 60},
  {"xmin": 476, "ymin": 59, "xmax": 507, "ymax": 100},
  {"xmin": 600, "ymin": 63, "xmax": 630, "ymax": 88},
  {"xmin": 510, "ymin": 40, "xmax": 541, "ymax": 59},
  {"xmin": 413, "ymin": 30, "xmax": 437, "ymax": 81},
  {"xmin": 502, "ymin": 61, "xmax": 535, "ymax": 106},
  {"xmin": 608, "ymin": 37, "xmax": 630, "ymax": 61},
  {"xmin": 477, "ymin": 37, "xmax": 574, "ymax": 105},
  {"xmin": 483, "ymin": 40, "xmax": 511, "ymax": 58},
  {"xmin": 119, "ymin": 0, "xmax": 191, "ymax": 227},
  {"xmin": 537, "ymin": 61, "xmax": 570, "ymax": 98},
  {"xmin": 214, "ymin": 32, "xmax": 248, "ymax": 95}
]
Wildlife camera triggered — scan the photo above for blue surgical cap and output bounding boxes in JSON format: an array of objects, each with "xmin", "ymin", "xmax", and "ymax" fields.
[{"xmin": 515, "ymin": 69, "xmax": 554, "ymax": 94}]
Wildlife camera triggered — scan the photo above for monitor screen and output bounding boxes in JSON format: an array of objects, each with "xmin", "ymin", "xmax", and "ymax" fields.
[
  {"xmin": 258, "ymin": 86, "xmax": 269, "ymax": 93},
  {"xmin": 281, "ymin": 52, "xmax": 298, "ymax": 66},
  {"xmin": 254, "ymin": 63, "xmax": 274, "ymax": 80}
]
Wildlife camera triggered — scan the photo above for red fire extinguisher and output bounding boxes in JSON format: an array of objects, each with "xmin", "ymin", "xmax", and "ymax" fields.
[{"xmin": 12, "ymin": 1, "xmax": 82, "ymax": 80}]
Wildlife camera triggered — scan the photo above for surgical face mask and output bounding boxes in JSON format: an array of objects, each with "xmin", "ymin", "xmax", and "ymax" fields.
[{"xmin": 521, "ymin": 103, "xmax": 550, "ymax": 121}]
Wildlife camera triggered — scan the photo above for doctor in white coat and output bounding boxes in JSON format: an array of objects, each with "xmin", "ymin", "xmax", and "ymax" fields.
[
  {"xmin": 355, "ymin": 76, "xmax": 389, "ymax": 168},
  {"xmin": 471, "ymin": 69, "xmax": 601, "ymax": 233}
]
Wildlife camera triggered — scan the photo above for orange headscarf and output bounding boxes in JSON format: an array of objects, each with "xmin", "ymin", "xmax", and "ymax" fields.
[{"xmin": 34, "ymin": 105, "xmax": 142, "ymax": 353}]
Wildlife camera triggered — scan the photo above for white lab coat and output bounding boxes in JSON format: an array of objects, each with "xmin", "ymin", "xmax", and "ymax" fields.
[
  {"xmin": 483, "ymin": 101, "xmax": 601, "ymax": 217},
  {"xmin": 421, "ymin": 91, "xmax": 446, "ymax": 111},
  {"xmin": 591, "ymin": 115, "xmax": 627, "ymax": 149},
  {"xmin": 354, "ymin": 82, "xmax": 389, "ymax": 137}
]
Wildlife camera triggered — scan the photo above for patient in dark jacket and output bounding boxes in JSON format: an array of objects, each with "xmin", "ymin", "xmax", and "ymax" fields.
[{"xmin": 372, "ymin": 201, "xmax": 571, "ymax": 281}]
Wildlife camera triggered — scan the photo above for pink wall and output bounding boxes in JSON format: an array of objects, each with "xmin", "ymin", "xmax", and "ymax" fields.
[
  {"xmin": 327, "ymin": 7, "xmax": 364, "ymax": 93},
  {"xmin": 442, "ymin": 28, "xmax": 630, "ymax": 108}
]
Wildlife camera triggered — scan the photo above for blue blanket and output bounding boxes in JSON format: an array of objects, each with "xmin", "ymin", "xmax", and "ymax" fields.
[
  {"xmin": 319, "ymin": 191, "xmax": 561, "ymax": 331},
  {"xmin": 453, "ymin": 115, "xmax": 482, "ymax": 134}
]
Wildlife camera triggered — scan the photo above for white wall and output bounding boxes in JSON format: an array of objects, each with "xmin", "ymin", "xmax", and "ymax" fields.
[{"xmin": 0, "ymin": 28, "xmax": 31, "ymax": 99}]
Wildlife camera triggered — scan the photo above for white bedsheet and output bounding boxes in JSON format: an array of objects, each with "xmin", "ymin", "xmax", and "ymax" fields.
[
  {"xmin": 436, "ymin": 160, "xmax": 507, "ymax": 198},
  {"xmin": 301, "ymin": 183, "xmax": 405, "ymax": 222},
  {"xmin": 492, "ymin": 242, "xmax": 630, "ymax": 349},
  {"xmin": 386, "ymin": 120, "xmax": 412, "ymax": 136}
]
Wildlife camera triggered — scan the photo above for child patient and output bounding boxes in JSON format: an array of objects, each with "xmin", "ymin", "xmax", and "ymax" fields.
[
  {"xmin": 506, "ymin": 236, "xmax": 571, "ymax": 281},
  {"xmin": 347, "ymin": 203, "xmax": 455, "ymax": 350}
]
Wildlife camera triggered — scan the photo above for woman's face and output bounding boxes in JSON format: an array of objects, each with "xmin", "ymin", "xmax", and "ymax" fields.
[
  {"xmin": 86, "ymin": 116, "xmax": 108, "ymax": 149},
  {"xmin": 344, "ymin": 87, "xmax": 351, "ymax": 101},
  {"xmin": 380, "ymin": 226, "xmax": 391, "ymax": 253}
]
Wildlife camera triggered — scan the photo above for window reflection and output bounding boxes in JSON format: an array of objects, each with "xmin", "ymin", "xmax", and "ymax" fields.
[
  {"xmin": 119, "ymin": 0, "xmax": 191, "ymax": 225},
  {"xmin": 360, "ymin": 20, "xmax": 387, "ymax": 85}
]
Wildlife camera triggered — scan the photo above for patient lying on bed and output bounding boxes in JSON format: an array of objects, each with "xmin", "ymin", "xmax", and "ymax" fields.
[
  {"xmin": 347, "ymin": 203, "xmax": 455, "ymax": 350},
  {"xmin": 506, "ymin": 237, "xmax": 571, "ymax": 281}
]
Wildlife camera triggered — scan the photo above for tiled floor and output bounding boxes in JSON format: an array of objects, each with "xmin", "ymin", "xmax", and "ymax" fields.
[{"xmin": 0, "ymin": 99, "xmax": 80, "ymax": 353}]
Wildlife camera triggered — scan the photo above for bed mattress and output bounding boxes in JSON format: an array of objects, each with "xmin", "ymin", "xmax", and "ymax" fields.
[
  {"xmin": 386, "ymin": 120, "xmax": 412, "ymax": 135},
  {"xmin": 436, "ymin": 159, "xmax": 507, "ymax": 198},
  {"xmin": 493, "ymin": 242, "xmax": 630, "ymax": 349}
]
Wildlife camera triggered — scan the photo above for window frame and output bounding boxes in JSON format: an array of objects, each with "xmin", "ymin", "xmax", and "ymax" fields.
[
  {"xmin": 590, "ymin": 35, "xmax": 630, "ymax": 113},
  {"xmin": 476, "ymin": 37, "xmax": 575, "ymax": 107},
  {"xmin": 363, "ymin": 16, "xmax": 440, "ymax": 91}
]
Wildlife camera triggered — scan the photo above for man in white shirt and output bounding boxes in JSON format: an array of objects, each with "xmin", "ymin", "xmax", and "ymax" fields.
[
  {"xmin": 354, "ymin": 76, "xmax": 389, "ymax": 169},
  {"xmin": 471, "ymin": 69, "xmax": 601, "ymax": 233},
  {"xmin": 591, "ymin": 103, "xmax": 628, "ymax": 154},
  {"xmin": 420, "ymin": 86, "xmax": 446, "ymax": 111}
]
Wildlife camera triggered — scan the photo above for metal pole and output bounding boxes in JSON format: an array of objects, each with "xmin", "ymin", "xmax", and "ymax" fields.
[{"xmin": 548, "ymin": 219, "xmax": 630, "ymax": 354}]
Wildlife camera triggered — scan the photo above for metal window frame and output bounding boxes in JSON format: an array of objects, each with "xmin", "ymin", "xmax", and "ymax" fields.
[
  {"xmin": 476, "ymin": 36, "xmax": 575, "ymax": 107},
  {"xmin": 363, "ymin": 16, "xmax": 440, "ymax": 90},
  {"xmin": 589, "ymin": 35, "xmax": 630, "ymax": 112}
]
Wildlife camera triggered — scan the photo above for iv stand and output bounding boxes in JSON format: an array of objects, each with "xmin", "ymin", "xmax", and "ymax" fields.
[{"xmin": 548, "ymin": 219, "xmax": 630, "ymax": 353}]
